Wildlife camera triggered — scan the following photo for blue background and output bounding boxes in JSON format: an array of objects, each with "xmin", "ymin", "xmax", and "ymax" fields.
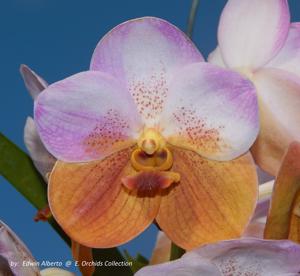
[{"xmin": 0, "ymin": 0, "xmax": 300, "ymax": 275}]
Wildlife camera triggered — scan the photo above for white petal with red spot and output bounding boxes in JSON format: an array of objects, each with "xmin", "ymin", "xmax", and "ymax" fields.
[
  {"xmin": 161, "ymin": 63, "xmax": 259, "ymax": 161},
  {"xmin": 90, "ymin": 17, "xmax": 204, "ymax": 125},
  {"xmin": 136, "ymin": 239, "xmax": 300, "ymax": 276},
  {"xmin": 0, "ymin": 221, "xmax": 40, "ymax": 276},
  {"xmin": 34, "ymin": 71, "xmax": 141, "ymax": 162}
]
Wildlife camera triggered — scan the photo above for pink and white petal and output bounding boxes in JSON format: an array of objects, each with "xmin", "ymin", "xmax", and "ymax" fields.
[
  {"xmin": 137, "ymin": 256, "xmax": 219, "ymax": 276},
  {"xmin": 20, "ymin": 64, "xmax": 48, "ymax": 99},
  {"xmin": 137, "ymin": 239, "xmax": 300, "ymax": 276},
  {"xmin": 251, "ymin": 68, "xmax": 300, "ymax": 175},
  {"xmin": 0, "ymin": 221, "xmax": 40, "ymax": 276},
  {"xmin": 218, "ymin": 0, "xmax": 290, "ymax": 69},
  {"xmin": 207, "ymin": 47, "xmax": 225, "ymax": 68},
  {"xmin": 195, "ymin": 239, "xmax": 300, "ymax": 275},
  {"xmin": 267, "ymin": 23, "xmax": 300, "ymax": 77},
  {"xmin": 24, "ymin": 117, "xmax": 56, "ymax": 179},
  {"xmin": 90, "ymin": 17, "xmax": 203, "ymax": 125},
  {"xmin": 34, "ymin": 71, "xmax": 141, "ymax": 162},
  {"xmin": 161, "ymin": 63, "xmax": 259, "ymax": 161}
]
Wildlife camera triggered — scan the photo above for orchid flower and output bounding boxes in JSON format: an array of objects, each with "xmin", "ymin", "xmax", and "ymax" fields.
[
  {"xmin": 0, "ymin": 220, "xmax": 74, "ymax": 276},
  {"xmin": 136, "ymin": 238, "xmax": 300, "ymax": 276},
  {"xmin": 208, "ymin": 0, "xmax": 300, "ymax": 176},
  {"xmin": 29, "ymin": 17, "xmax": 259, "ymax": 250}
]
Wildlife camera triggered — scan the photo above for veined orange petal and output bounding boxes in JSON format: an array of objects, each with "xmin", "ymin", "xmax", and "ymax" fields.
[
  {"xmin": 48, "ymin": 147, "xmax": 161, "ymax": 248},
  {"xmin": 156, "ymin": 146, "xmax": 258, "ymax": 250},
  {"xmin": 264, "ymin": 142, "xmax": 300, "ymax": 240},
  {"xmin": 71, "ymin": 240, "xmax": 94, "ymax": 276}
]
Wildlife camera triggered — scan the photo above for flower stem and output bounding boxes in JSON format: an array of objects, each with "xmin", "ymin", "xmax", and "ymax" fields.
[
  {"xmin": 186, "ymin": 0, "xmax": 200, "ymax": 38},
  {"xmin": 48, "ymin": 217, "xmax": 71, "ymax": 246},
  {"xmin": 170, "ymin": 242, "xmax": 185, "ymax": 260}
]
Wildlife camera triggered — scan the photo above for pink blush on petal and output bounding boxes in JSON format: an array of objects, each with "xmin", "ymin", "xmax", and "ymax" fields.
[
  {"xmin": 82, "ymin": 109, "xmax": 133, "ymax": 158},
  {"xmin": 171, "ymin": 106, "xmax": 227, "ymax": 156}
]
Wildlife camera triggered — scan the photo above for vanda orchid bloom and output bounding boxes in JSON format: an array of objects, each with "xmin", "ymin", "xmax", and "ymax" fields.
[
  {"xmin": 209, "ymin": 0, "xmax": 300, "ymax": 176},
  {"xmin": 0, "ymin": 220, "xmax": 74, "ymax": 276},
  {"xmin": 30, "ymin": 17, "xmax": 260, "ymax": 250},
  {"xmin": 136, "ymin": 239, "xmax": 300, "ymax": 276},
  {"xmin": 21, "ymin": 62, "xmax": 271, "ymax": 258}
]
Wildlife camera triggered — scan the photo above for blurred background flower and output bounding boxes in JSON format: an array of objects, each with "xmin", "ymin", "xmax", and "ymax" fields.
[
  {"xmin": 208, "ymin": 0, "xmax": 300, "ymax": 177},
  {"xmin": 136, "ymin": 238, "xmax": 300, "ymax": 276},
  {"xmin": 0, "ymin": 220, "xmax": 73, "ymax": 276}
]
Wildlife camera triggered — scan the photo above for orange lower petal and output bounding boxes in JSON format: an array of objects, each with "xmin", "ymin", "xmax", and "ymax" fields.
[
  {"xmin": 264, "ymin": 142, "xmax": 300, "ymax": 240},
  {"xmin": 71, "ymin": 240, "xmax": 94, "ymax": 276},
  {"xmin": 156, "ymin": 146, "xmax": 258, "ymax": 250},
  {"xmin": 48, "ymin": 148, "xmax": 161, "ymax": 248}
]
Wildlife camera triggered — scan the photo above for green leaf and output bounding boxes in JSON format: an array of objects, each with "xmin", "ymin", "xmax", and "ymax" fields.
[
  {"xmin": 0, "ymin": 132, "xmax": 71, "ymax": 244},
  {"xmin": 0, "ymin": 132, "xmax": 47, "ymax": 209},
  {"xmin": 136, "ymin": 254, "xmax": 149, "ymax": 265},
  {"xmin": 170, "ymin": 242, "xmax": 185, "ymax": 261},
  {"xmin": 123, "ymin": 250, "xmax": 149, "ymax": 273}
]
